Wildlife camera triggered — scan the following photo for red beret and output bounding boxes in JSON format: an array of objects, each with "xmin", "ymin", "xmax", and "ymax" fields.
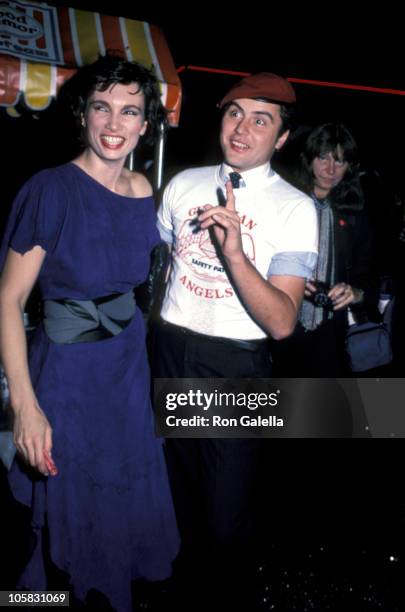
[{"xmin": 219, "ymin": 72, "xmax": 296, "ymax": 107}]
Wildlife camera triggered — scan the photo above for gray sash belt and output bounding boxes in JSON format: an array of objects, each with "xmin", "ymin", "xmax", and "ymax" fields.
[{"xmin": 43, "ymin": 291, "xmax": 136, "ymax": 344}]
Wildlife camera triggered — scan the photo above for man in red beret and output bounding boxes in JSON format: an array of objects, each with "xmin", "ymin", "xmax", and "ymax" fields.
[{"xmin": 153, "ymin": 73, "xmax": 318, "ymax": 609}]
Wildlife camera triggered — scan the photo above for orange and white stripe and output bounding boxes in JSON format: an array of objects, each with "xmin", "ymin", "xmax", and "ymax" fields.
[{"xmin": 0, "ymin": 6, "xmax": 182, "ymax": 125}]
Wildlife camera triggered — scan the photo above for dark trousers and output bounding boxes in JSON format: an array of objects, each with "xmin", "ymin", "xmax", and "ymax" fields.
[
  {"xmin": 271, "ymin": 318, "xmax": 349, "ymax": 377},
  {"xmin": 150, "ymin": 321, "xmax": 272, "ymax": 609}
]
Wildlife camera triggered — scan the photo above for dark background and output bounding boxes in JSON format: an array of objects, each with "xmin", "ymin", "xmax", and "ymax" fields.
[
  {"xmin": 2, "ymin": 2, "xmax": 405, "ymax": 194},
  {"xmin": 48, "ymin": 2, "xmax": 405, "ymax": 190}
]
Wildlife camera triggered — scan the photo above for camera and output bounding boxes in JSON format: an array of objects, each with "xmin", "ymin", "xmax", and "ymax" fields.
[{"xmin": 308, "ymin": 281, "xmax": 334, "ymax": 310}]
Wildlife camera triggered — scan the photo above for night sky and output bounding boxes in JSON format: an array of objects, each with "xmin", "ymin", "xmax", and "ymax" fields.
[{"xmin": 50, "ymin": 1, "xmax": 403, "ymax": 88}]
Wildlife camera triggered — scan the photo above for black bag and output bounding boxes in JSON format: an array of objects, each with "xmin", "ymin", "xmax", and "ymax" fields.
[
  {"xmin": 346, "ymin": 295, "xmax": 394, "ymax": 372},
  {"xmin": 346, "ymin": 320, "xmax": 392, "ymax": 372}
]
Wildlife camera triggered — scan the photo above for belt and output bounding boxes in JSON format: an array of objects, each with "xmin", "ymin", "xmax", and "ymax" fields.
[
  {"xmin": 160, "ymin": 320, "xmax": 268, "ymax": 353},
  {"xmin": 43, "ymin": 292, "xmax": 136, "ymax": 344}
]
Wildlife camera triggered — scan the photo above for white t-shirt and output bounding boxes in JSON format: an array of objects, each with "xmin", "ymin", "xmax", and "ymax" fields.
[{"xmin": 157, "ymin": 162, "xmax": 318, "ymax": 340}]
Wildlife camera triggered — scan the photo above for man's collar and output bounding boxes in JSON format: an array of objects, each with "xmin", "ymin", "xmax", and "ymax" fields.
[{"xmin": 219, "ymin": 162, "xmax": 274, "ymax": 189}]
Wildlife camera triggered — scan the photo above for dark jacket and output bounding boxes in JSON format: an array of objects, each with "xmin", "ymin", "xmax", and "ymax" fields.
[
  {"xmin": 333, "ymin": 207, "xmax": 379, "ymax": 323},
  {"xmin": 270, "ymin": 206, "xmax": 380, "ymax": 378}
]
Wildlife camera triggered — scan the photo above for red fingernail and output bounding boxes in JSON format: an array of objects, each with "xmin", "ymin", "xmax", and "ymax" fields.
[{"xmin": 44, "ymin": 451, "xmax": 58, "ymax": 476}]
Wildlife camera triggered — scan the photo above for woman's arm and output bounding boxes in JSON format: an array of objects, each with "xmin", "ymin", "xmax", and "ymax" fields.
[{"xmin": 0, "ymin": 246, "xmax": 52, "ymax": 476}]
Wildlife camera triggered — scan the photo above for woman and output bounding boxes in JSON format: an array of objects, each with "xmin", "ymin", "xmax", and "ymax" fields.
[
  {"xmin": 272, "ymin": 123, "xmax": 378, "ymax": 377},
  {"xmin": 0, "ymin": 55, "xmax": 178, "ymax": 610}
]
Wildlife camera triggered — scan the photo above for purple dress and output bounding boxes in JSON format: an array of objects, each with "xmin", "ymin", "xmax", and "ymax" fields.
[{"xmin": 2, "ymin": 163, "xmax": 179, "ymax": 611}]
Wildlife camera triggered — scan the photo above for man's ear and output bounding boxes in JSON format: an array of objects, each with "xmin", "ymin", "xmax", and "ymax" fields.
[{"xmin": 275, "ymin": 129, "xmax": 289, "ymax": 152}]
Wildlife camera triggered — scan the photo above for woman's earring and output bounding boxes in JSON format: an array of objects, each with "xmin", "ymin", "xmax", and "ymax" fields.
[{"xmin": 81, "ymin": 115, "xmax": 86, "ymax": 127}]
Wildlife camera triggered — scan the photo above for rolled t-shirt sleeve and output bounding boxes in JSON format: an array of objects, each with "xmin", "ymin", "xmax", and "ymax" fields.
[
  {"xmin": 268, "ymin": 251, "xmax": 317, "ymax": 278},
  {"xmin": 4, "ymin": 171, "xmax": 68, "ymax": 257},
  {"xmin": 268, "ymin": 196, "xmax": 318, "ymax": 279}
]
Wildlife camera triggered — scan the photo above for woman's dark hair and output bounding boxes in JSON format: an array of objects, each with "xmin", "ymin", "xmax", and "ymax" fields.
[
  {"xmin": 298, "ymin": 123, "xmax": 364, "ymax": 210},
  {"xmin": 62, "ymin": 53, "xmax": 166, "ymax": 146}
]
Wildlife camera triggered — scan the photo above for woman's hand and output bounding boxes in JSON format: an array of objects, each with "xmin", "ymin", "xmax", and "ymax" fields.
[
  {"xmin": 304, "ymin": 280, "xmax": 318, "ymax": 298},
  {"xmin": 13, "ymin": 402, "xmax": 54, "ymax": 476},
  {"xmin": 328, "ymin": 282, "xmax": 364, "ymax": 310}
]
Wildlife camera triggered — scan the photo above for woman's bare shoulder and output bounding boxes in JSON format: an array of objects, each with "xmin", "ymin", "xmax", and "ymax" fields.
[{"xmin": 122, "ymin": 168, "xmax": 153, "ymax": 198}]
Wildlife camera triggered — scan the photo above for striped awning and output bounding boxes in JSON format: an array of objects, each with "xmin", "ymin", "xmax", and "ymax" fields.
[{"xmin": 0, "ymin": 1, "xmax": 181, "ymax": 125}]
